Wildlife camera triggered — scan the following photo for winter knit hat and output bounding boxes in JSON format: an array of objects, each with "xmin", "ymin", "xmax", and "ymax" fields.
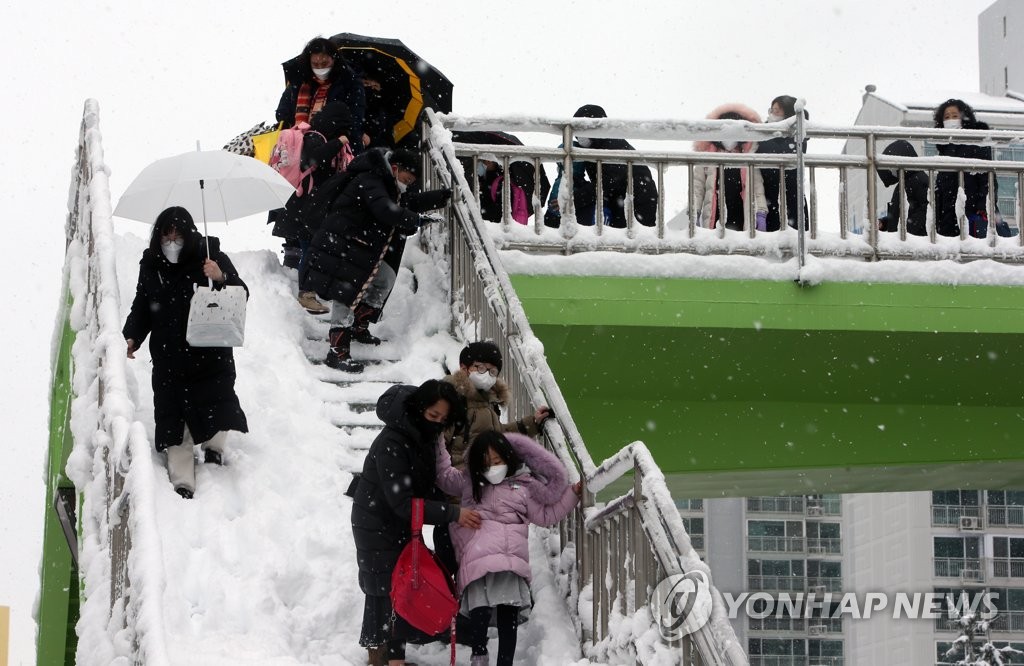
[
  {"xmin": 459, "ymin": 341, "xmax": 503, "ymax": 372},
  {"xmin": 389, "ymin": 148, "xmax": 421, "ymax": 176}
]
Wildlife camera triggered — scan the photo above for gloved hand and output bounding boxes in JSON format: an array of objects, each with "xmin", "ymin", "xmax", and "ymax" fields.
[
  {"xmin": 418, "ymin": 213, "xmax": 445, "ymax": 227},
  {"xmin": 755, "ymin": 211, "xmax": 768, "ymax": 232}
]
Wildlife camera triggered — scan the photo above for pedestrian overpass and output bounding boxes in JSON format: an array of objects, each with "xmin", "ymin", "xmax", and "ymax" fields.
[{"xmin": 39, "ymin": 101, "xmax": 1024, "ymax": 665}]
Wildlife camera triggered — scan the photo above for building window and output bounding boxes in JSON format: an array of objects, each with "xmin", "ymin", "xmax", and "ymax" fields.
[
  {"xmin": 807, "ymin": 521, "xmax": 842, "ymax": 555},
  {"xmin": 748, "ymin": 520, "xmax": 805, "ymax": 553},
  {"xmin": 675, "ymin": 497, "xmax": 704, "ymax": 512},
  {"xmin": 682, "ymin": 516, "xmax": 704, "ymax": 551},
  {"xmin": 748, "ymin": 559, "xmax": 805, "ymax": 592},
  {"xmin": 991, "ymin": 537, "xmax": 1024, "ymax": 579},
  {"xmin": 933, "ymin": 536, "xmax": 982, "ymax": 580},
  {"xmin": 932, "ymin": 490, "xmax": 982, "ymax": 526}
]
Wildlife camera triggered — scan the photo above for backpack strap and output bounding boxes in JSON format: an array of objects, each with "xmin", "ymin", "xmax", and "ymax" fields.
[{"xmin": 410, "ymin": 497, "xmax": 424, "ymax": 536}]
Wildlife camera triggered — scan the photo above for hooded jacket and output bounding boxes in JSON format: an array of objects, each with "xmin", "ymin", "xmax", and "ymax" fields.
[
  {"xmin": 547, "ymin": 104, "xmax": 659, "ymax": 228},
  {"xmin": 301, "ymin": 148, "xmax": 423, "ymax": 307},
  {"xmin": 878, "ymin": 140, "xmax": 929, "ymax": 236},
  {"xmin": 435, "ymin": 432, "xmax": 578, "ymax": 593},
  {"xmin": 122, "ymin": 233, "xmax": 249, "ymax": 450},
  {"xmin": 351, "ymin": 384, "xmax": 461, "ymax": 596},
  {"xmin": 691, "ymin": 103, "xmax": 768, "ymax": 229},
  {"xmin": 442, "ymin": 371, "xmax": 541, "ymax": 467}
]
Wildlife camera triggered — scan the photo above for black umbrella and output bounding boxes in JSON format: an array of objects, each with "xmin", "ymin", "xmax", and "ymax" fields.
[
  {"xmin": 330, "ymin": 32, "xmax": 453, "ymax": 144},
  {"xmin": 452, "ymin": 130, "xmax": 551, "ymax": 207}
]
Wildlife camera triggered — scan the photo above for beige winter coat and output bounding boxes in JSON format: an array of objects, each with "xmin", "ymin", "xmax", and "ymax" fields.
[{"xmin": 442, "ymin": 370, "xmax": 541, "ymax": 468}]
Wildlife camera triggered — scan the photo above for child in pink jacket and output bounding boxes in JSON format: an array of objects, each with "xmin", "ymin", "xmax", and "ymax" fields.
[{"xmin": 436, "ymin": 430, "xmax": 581, "ymax": 666}]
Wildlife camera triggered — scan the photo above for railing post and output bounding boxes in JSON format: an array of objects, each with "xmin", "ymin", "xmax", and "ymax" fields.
[
  {"xmin": 561, "ymin": 124, "xmax": 576, "ymax": 239},
  {"xmin": 866, "ymin": 132, "xmax": 878, "ymax": 256},
  {"xmin": 795, "ymin": 106, "xmax": 808, "ymax": 267}
]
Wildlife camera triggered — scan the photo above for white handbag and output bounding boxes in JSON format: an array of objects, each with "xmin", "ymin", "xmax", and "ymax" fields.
[{"xmin": 186, "ymin": 285, "xmax": 247, "ymax": 347}]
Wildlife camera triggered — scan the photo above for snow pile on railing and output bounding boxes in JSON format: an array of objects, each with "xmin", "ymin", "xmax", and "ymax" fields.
[{"xmin": 63, "ymin": 99, "xmax": 170, "ymax": 666}]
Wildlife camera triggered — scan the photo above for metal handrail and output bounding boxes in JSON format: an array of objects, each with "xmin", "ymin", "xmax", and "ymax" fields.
[
  {"xmin": 422, "ymin": 109, "xmax": 747, "ymax": 665},
  {"xmin": 64, "ymin": 99, "xmax": 169, "ymax": 665},
  {"xmin": 439, "ymin": 112, "xmax": 1024, "ymax": 264}
]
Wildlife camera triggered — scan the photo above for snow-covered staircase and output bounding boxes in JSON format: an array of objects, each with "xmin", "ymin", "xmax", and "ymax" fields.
[{"xmin": 53, "ymin": 100, "xmax": 746, "ymax": 666}]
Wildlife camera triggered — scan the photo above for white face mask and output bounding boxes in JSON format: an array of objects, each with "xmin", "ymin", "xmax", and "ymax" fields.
[
  {"xmin": 766, "ymin": 113, "xmax": 784, "ymax": 123},
  {"xmin": 576, "ymin": 137, "xmax": 592, "ymax": 148},
  {"xmin": 161, "ymin": 238, "xmax": 184, "ymax": 263},
  {"xmin": 721, "ymin": 140, "xmax": 739, "ymax": 151},
  {"xmin": 476, "ymin": 162, "xmax": 487, "ymax": 177},
  {"xmin": 312, "ymin": 66, "xmax": 332, "ymax": 80},
  {"xmin": 943, "ymin": 118, "xmax": 962, "ymax": 130},
  {"xmin": 469, "ymin": 370, "xmax": 497, "ymax": 391},
  {"xmin": 396, "ymin": 179, "xmax": 408, "ymax": 194},
  {"xmin": 484, "ymin": 464, "xmax": 508, "ymax": 485}
]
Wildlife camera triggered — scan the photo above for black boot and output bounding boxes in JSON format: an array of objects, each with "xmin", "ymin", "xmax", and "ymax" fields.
[
  {"xmin": 351, "ymin": 303, "xmax": 383, "ymax": 346},
  {"xmin": 325, "ymin": 327, "xmax": 364, "ymax": 372}
]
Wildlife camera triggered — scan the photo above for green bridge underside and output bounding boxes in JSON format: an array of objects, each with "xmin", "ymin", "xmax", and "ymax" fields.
[{"xmin": 511, "ymin": 274, "xmax": 1024, "ymax": 498}]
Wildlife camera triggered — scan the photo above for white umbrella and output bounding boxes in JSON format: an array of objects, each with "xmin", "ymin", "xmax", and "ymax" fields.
[{"xmin": 113, "ymin": 149, "xmax": 295, "ymax": 230}]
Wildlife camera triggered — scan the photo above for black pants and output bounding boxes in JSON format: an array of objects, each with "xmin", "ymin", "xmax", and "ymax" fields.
[
  {"xmin": 359, "ymin": 594, "xmax": 405, "ymax": 661},
  {"xmin": 468, "ymin": 605, "xmax": 519, "ymax": 666}
]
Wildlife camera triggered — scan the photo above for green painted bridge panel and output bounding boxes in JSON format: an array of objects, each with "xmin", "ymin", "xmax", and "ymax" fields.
[{"xmin": 511, "ymin": 275, "xmax": 1024, "ymax": 497}]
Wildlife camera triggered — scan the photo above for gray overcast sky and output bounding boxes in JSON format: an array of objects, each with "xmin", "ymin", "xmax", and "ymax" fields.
[{"xmin": 0, "ymin": 1, "xmax": 998, "ymax": 662}]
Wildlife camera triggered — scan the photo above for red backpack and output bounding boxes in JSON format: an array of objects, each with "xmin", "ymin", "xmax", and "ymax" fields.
[{"xmin": 391, "ymin": 499, "xmax": 459, "ymax": 649}]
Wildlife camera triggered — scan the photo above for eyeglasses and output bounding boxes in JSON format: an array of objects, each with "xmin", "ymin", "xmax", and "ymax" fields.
[{"xmin": 471, "ymin": 362, "xmax": 499, "ymax": 377}]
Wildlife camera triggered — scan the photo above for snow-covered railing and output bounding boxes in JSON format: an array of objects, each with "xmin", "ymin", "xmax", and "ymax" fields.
[
  {"xmin": 435, "ymin": 113, "xmax": 1024, "ymax": 268},
  {"xmin": 420, "ymin": 109, "xmax": 747, "ymax": 666},
  {"xmin": 62, "ymin": 99, "xmax": 170, "ymax": 665}
]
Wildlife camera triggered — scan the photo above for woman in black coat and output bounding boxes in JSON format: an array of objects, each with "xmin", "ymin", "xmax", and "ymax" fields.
[
  {"xmin": 122, "ymin": 207, "xmax": 249, "ymax": 499},
  {"xmin": 933, "ymin": 98, "xmax": 994, "ymax": 238},
  {"xmin": 300, "ymin": 148, "xmax": 449, "ymax": 371},
  {"xmin": 351, "ymin": 380, "xmax": 477, "ymax": 666},
  {"xmin": 756, "ymin": 95, "xmax": 809, "ymax": 231}
]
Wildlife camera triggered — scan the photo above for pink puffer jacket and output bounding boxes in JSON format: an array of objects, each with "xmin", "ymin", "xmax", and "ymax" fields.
[{"xmin": 435, "ymin": 432, "xmax": 579, "ymax": 593}]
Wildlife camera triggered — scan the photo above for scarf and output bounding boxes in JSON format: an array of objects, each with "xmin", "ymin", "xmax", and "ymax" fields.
[{"xmin": 294, "ymin": 81, "xmax": 331, "ymax": 125}]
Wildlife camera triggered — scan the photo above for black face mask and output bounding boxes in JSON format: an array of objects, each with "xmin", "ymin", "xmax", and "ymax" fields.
[{"xmin": 416, "ymin": 415, "xmax": 445, "ymax": 438}]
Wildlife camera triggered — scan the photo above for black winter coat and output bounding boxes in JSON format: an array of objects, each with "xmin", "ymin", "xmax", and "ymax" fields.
[
  {"xmin": 275, "ymin": 67, "xmax": 366, "ymax": 150},
  {"xmin": 300, "ymin": 149, "xmax": 422, "ymax": 307},
  {"xmin": 122, "ymin": 237, "xmax": 249, "ymax": 450},
  {"xmin": 351, "ymin": 384, "xmax": 460, "ymax": 596},
  {"xmin": 547, "ymin": 138, "xmax": 658, "ymax": 228},
  {"xmin": 934, "ymin": 120, "xmax": 993, "ymax": 237},
  {"xmin": 757, "ymin": 136, "xmax": 809, "ymax": 231},
  {"xmin": 272, "ymin": 132, "xmax": 351, "ymax": 241},
  {"xmin": 879, "ymin": 170, "xmax": 930, "ymax": 236}
]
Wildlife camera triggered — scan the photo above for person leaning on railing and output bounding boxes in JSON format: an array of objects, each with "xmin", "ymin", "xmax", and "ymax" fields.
[
  {"xmin": 545, "ymin": 104, "xmax": 659, "ymax": 228},
  {"xmin": 932, "ymin": 98, "xmax": 994, "ymax": 238},
  {"xmin": 877, "ymin": 140, "xmax": 928, "ymax": 236}
]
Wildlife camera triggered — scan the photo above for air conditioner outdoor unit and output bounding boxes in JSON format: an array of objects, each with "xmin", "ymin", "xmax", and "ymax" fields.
[
  {"xmin": 808, "ymin": 624, "xmax": 827, "ymax": 636},
  {"xmin": 806, "ymin": 506, "xmax": 824, "ymax": 517},
  {"xmin": 808, "ymin": 546, "xmax": 827, "ymax": 555},
  {"xmin": 959, "ymin": 515, "xmax": 982, "ymax": 531},
  {"xmin": 809, "ymin": 585, "xmax": 828, "ymax": 595},
  {"xmin": 961, "ymin": 569, "xmax": 982, "ymax": 582}
]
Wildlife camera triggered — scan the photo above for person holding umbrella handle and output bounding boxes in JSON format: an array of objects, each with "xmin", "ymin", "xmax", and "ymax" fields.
[{"xmin": 123, "ymin": 207, "xmax": 249, "ymax": 499}]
